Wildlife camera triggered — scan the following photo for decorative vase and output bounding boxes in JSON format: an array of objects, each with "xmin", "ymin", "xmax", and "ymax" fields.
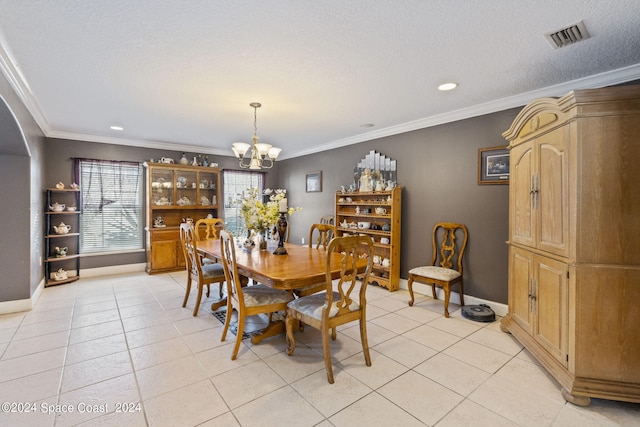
[
  {"xmin": 259, "ymin": 230, "xmax": 268, "ymax": 250},
  {"xmin": 179, "ymin": 153, "xmax": 189, "ymax": 165}
]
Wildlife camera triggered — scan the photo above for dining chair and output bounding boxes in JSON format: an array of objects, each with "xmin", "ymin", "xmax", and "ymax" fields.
[
  {"xmin": 291, "ymin": 223, "xmax": 338, "ymax": 298},
  {"xmin": 319, "ymin": 215, "xmax": 335, "ymax": 225},
  {"xmin": 407, "ymin": 222, "xmax": 468, "ymax": 317},
  {"xmin": 180, "ymin": 223, "xmax": 226, "ymax": 316},
  {"xmin": 285, "ymin": 234, "xmax": 374, "ymax": 384},
  {"xmin": 219, "ymin": 229, "xmax": 294, "ymax": 360},
  {"xmin": 195, "ymin": 217, "xmax": 225, "ymax": 241}
]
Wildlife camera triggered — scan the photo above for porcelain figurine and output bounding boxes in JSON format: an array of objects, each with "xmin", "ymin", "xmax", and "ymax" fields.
[
  {"xmin": 53, "ymin": 268, "xmax": 68, "ymax": 280},
  {"xmin": 53, "ymin": 223, "xmax": 71, "ymax": 234},
  {"xmin": 55, "ymin": 246, "xmax": 68, "ymax": 257},
  {"xmin": 49, "ymin": 203, "xmax": 66, "ymax": 212}
]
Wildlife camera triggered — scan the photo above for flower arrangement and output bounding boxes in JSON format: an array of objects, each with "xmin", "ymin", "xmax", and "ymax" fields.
[{"xmin": 238, "ymin": 188, "xmax": 301, "ymax": 234}]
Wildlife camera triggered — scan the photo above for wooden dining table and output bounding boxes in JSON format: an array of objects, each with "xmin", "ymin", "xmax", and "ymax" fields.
[{"xmin": 196, "ymin": 240, "xmax": 363, "ymax": 344}]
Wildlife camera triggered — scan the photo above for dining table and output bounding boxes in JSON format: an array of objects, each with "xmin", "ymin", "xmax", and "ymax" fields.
[{"xmin": 196, "ymin": 240, "xmax": 366, "ymax": 344}]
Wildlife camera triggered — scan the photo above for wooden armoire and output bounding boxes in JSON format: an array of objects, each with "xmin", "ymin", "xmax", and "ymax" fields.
[{"xmin": 500, "ymin": 86, "xmax": 640, "ymax": 406}]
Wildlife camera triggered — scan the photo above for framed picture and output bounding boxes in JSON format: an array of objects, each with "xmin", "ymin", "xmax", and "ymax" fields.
[
  {"xmin": 306, "ymin": 171, "xmax": 322, "ymax": 192},
  {"xmin": 478, "ymin": 146, "xmax": 510, "ymax": 185}
]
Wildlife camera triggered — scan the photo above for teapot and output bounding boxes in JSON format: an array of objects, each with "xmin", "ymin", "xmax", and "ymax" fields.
[
  {"xmin": 55, "ymin": 246, "xmax": 68, "ymax": 257},
  {"xmin": 53, "ymin": 223, "xmax": 71, "ymax": 234},
  {"xmin": 53, "ymin": 268, "xmax": 68, "ymax": 280},
  {"xmin": 375, "ymin": 207, "xmax": 387, "ymax": 215},
  {"xmin": 49, "ymin": 202, "xmax": 66, "ymax": 212}
]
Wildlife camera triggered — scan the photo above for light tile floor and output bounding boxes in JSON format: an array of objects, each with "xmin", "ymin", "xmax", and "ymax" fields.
[{"xmin": 0, "ymin": 271, "xmax": 638, "ymax": 426}]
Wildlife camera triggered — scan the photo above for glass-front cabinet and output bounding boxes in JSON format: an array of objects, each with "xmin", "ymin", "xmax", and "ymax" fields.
[{"xmin": 145, "ymin": 162, "xmax": 221, "ymax": 273}]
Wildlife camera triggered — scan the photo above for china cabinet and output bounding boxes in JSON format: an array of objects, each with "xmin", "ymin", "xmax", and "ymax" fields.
[
  {"xmin": 335, "ymin": 186, "xmax": 401, "ymax": 291},
  {"xmin": 144, "ymin": 162, "xmax": 221, "ymax": 273},
  {"xmin": 44, "ymin": 188, "xmax": 81, "ymax": 286},
  {"xmin": 501, "ymin": 86, "xmax": 640, "ymax": 405}
]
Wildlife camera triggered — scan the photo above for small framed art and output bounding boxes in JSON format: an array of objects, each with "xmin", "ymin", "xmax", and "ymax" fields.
[
  {"xmin": 306, "ymin": 171, "xmax": 322, "ymax": 192},
  {"xmin": 478, "ymin": 146, "xmax": 509, "ymax": 185}
]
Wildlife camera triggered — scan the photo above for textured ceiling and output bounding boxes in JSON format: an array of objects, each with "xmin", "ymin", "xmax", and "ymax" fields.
[{"xmin": 0, "ymin": 0, "xmax": 639, "ymax": 159}]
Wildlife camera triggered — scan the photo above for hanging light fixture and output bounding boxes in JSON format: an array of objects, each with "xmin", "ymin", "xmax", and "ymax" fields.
[{"xmin": 232, "ymin": 102, "xmax": 281, "ymax": 169}]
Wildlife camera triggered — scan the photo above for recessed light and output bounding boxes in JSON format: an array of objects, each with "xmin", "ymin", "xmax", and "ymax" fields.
[
  {"xmin": 360, "ymin": 123, "xmax": 375, "ymax": 128},
  {"xmin": 110, "ymin": 125, "xmax": 124, "ymax": 131},
  {"xmin": 438, "ymin": 82, "xmax": 458, "ymax": 91}
]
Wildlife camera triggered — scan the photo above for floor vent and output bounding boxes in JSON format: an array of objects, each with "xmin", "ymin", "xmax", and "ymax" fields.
[{"xmin": 545, "ymin": 20, "xmax": 590, "ymax": 49}]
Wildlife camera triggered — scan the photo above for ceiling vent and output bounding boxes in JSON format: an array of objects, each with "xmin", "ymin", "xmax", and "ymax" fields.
[{"xmin": 545, "ymin": 20, "xmax": 590, "ymax": 49}]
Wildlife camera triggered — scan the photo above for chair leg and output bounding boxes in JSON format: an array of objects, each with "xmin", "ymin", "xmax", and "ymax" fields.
[
  {"xmin": 231, "ymin": 314, "xmax": 245, "ymax": 360},
  {"xmin": 359, "ymin": 317, "xmax": 372, "ymax": 367},
  {"xmin": 443, "ymin": 284, "xmax": 450, "ymax": 318},
  {"xmin": 431, "ymin": 283, "xmax": 437, "ymax": 299},
  {"xmin": 321, "ymin": 325, "xmax": 334, "ymax": 384},
  {"xmin": 458, "ymin": 281, "xmax": 465, "ymax": 306},
  {"xmin": 193, "ymin": 283, "xmax": 204, "ymax": 316},
  {"xmin": 407, "ymin": 276, "xmax": 415, "ymax": 306},
  {"xmin": 285, "ymin": 314, "xmax": 296, "ymax": 356},
  {"xmin": 182, "ymin": 275, "xmax": 192, "ymax": 308},
  {"xmin": 221, "ymin": 299, "xmax": 232, "ymax": 342},
  {"xmin": 205, "ymin": 283, "xmax": 210, "ymax": 298}
]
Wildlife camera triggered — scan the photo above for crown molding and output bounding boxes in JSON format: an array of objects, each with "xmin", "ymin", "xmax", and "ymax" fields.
[
  {"xmin": 286, "ymin": 63, "xmax": 640, "ymax": 159},
  {"xmin": 2, "ymin": 34, "xmax": 639, "ymax": 160}
]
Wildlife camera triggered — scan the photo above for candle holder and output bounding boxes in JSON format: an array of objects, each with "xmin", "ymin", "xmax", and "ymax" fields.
[{"xmin": 273, "ymin": 212, "xmax": 288, "ymax": 255}]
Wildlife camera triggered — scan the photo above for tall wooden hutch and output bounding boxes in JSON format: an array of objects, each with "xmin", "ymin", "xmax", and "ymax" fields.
[
  {"xmin": 500, "ymin": 86, "xmax": 640, "ymax": 405},
  {"xmin": 144, "ymin": 162, "xmax": 221, "ymax": 274},
  {"xmin": 335, "ymin": 186, "xmax": 401, "ymax": 291}
]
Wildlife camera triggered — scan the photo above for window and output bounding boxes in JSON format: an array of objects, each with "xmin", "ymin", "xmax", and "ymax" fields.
[
  {"xmin": 75, "ymin": 158, "xmax": 144, "ymax": 253},
  {"xmin": 222, "ymin": 170, "xmax": 264, "ymax": 236}
]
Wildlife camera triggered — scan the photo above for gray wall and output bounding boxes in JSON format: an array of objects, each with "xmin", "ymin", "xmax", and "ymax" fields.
[
  {"xmin": 44, "ymin": 138, "xmax": 280, "ymax": 269},
  {"xmin": 278, "ymin": 109, "xmax": 519, "ymax": 303},
  {"xmin": 0, "ymin": 76, "xmax": 46, "ymax": 301}
]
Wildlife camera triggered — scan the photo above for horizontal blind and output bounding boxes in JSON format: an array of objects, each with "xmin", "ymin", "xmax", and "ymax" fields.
[
  {"xmin": 78, "ymin": 159, "xmax": 144, "ymax": 253},
  {"xmin": 222, "ymin": 170, "xmax": 263, "ymax": 237}
]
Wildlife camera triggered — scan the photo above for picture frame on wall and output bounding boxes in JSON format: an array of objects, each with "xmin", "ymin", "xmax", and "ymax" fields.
[
  {"xmin": 478, "ymin": 146, "xmax": 509, "ymax": 185},
  {"xmin": 306, "ymin": 171, "xmax": 322, "ymax": 192}
]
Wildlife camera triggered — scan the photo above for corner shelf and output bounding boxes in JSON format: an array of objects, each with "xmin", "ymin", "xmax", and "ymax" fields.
[{"xmin": 44, "ymin": 188, "xmax": 81, "ymax": 287}]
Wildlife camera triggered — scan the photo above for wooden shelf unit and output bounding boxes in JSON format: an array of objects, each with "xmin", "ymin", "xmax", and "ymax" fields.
[
  {"xmin": 335, "ymin": 186, "xmax": 401, "ymax": 291},
  {"xmin": 44, "ymin": 188, "xmax": 81, "ymax": 286},
  {"xmin": 144, "ymin": 162, "xmax": 221, "ymax": 274}
]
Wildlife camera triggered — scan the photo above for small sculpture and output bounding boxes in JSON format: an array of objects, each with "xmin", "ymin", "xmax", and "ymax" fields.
[
  {"xmin": 53, "ymin": 268, "xmax": 68, "ymax": 280},
  {"xmin": 153, "ymin": 216, "xmax": 165, "ymax": 227},
  {"xmin": 55, "ymin": 246, "xmax": 68, "ymax": 257},
  {"xmin": 359, "ymin": 169, "xmax": 373, "ymax": 192}
]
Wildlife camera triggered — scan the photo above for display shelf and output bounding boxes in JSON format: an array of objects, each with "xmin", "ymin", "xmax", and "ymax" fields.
[
  {"xmin": 144, "ymin": 162, "xmax": 221, "ymax": 274},
  {"xmin": 44, "ymin": 188, "xmax": 81, "ymax": 287},
  {"xmin": 335, "ymin": 186, "xmax": 401, "ymax": 291}
]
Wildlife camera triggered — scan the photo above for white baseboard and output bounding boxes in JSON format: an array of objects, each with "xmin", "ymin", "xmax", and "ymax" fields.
[
  {"xmin": 0, "ymin": 264, "xmax": 146, "ymax": 315},
  {"xmin": 0, "ymin": 279, "xmax": 44, "ymax": 314},
  {"xmin": 398, "ymin": 278, "xmax": 508, "ymax": 317},
  {"xmin": 80, "ymin": 263, "xmax": 147, "ymax": 278}
]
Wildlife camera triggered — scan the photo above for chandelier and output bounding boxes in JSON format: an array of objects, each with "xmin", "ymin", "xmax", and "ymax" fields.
[{"xmin": 232, "ymin": 102, "xmax": 282, "ymax": 169}]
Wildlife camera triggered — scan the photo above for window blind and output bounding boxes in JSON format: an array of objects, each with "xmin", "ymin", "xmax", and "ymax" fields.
[
  {"xmin": 222, "ymin": 170, "xmax": 264, "ymax": 236},
  {"xmin": 75, "ymin": 158, "xmax": 144, "ymax": 253}
]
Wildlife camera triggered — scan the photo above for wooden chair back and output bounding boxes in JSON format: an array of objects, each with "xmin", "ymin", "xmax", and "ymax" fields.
[
  {"xmin": 431, "ymin": 222, "xmax": 468, "ymax": 274},
  {"xmin": 180, "ymin": 223, "xmax": 201, "ymax": 276},
  {"xmin": 319, "ymin": 215, "xmax": 335, "ymax": 225},
  {"xmin": 195, "ymin": 218, "xmax": 224, "ymax": 241},
  {"xmin": 309, "ymin": 223, "xmax": 336, "ymax": 250},
  {"xmin": 219, "ymin": 229, "xmax": 242, "ymax": 304},
  {"xmin": 324, "ymin": 234, "xmax": 374, "ymax": 317}
]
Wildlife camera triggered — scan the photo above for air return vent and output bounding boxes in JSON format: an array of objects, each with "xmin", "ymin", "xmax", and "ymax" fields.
[{"xmin": 545, "ymin": 20, "xmax": 590, "ymax": 49}]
